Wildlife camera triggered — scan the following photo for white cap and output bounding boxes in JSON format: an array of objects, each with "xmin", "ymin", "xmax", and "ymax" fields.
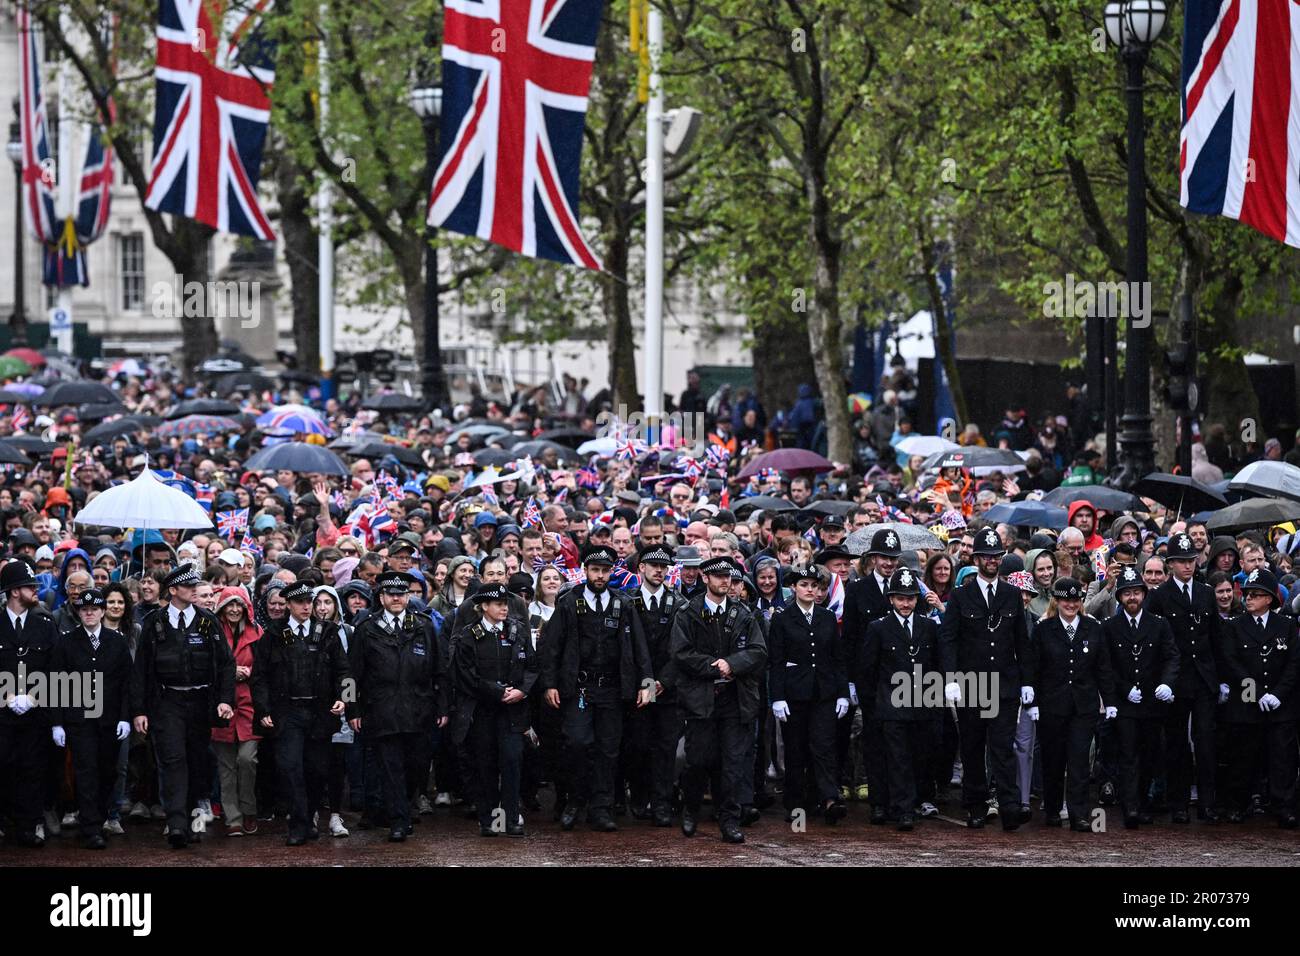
[
  {"xmin": 34, "ymin": 415, "xmax": 54, "ymax": 428},
  {"xmin": 34, "ymin": 545, "xmax": 54, "ymax": 563},
  {"xmin": 218, "ymin": 548, "xmax": 246, "ymax": 567}
]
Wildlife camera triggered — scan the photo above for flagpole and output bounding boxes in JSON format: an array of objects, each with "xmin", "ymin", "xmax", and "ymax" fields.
[
  {"xmin": 317, "ymin": 11, "xmax": 335, "ymax": 402},
  {"xmin": 54, "ymin": 5, "xmax": 75, "ymax": 356},
  {"xmin": 642, "ymin": 5, "xmax": 664, "ymax": 430}
]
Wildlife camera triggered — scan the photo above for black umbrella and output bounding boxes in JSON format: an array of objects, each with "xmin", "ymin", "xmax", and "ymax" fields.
[
  {"xmin": 801, "ymin": 499, "xmax": 857, "ymax": 517},
  {"xmin": 346, "ymin": 441, "xmax": 427, "ymax": 468},
  {"xmin": 78, "ymin": 401, "xmax": 131, "ymax": 422},
  {"xmin": 243, "ymin": 442, "xmax": 349, "ymax": 476},
  {"xmin": 472, "ymin": 448, "xmax": 518, "ymax": 468},
  {"xmin": 1206, "ymin": 498, "xmax": 1300, "ymax": 532},
  {"xmin": 83, "ymin": 417, "xmax": 148, "ymax": 446},
  {"xmin": 1133, "ymin": 473, "xmax": 1228, "ymax": 516},
  {"xmin": 211, "ymin": 370, "xmax": 275, "ymax": 394},
  {"xmin": 1042, "ymin": 485, "xmax": 1145, "ymax": 513},
  {"xmin": 510, "ymin": 440, "xmax": 581, "ymax": 463},
  {"xmin": 0, "ymin": 441, "xmax": 35, "ymax": 466},
  {"xmin": 361, "ymin": 393, "xmax": 425, "ymax": 413},
  {"xmin": 535, "ymin": 427, "xmax": 595, "ymax": 448},
  {"xmin": 36, "ymin": 380, "xmax": 118, "ymax": 407},
  {"xmin": 732, "ymin": 495, "xmax": 796, "ymax": 517},
  {"xmin": 3, "ymin": 435, "xmax": 59, "ymax": 456},
  {"xmin": 0, "ymin": 390, "xmax": 36, "ymax": 405},
  {"xmin": 165, "ymin": 398, "xmax": 242, "ymax": 420},
  {"xmin": 920, "ymin": 447, "xmax": 1027, "ymax": 473}
]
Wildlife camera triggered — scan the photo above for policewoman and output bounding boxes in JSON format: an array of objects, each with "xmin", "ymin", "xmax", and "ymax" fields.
[
  {"xmin": 130, "ymin": 563, "xmax": 235, "ymax": 848},
  {"xmin": 451, "ymin": 582, "xmax": 538, "ymax": 837},
  {"xmin": 347, "ymin": 569, "xmax": 449, "ymax": 843},
  {"xmin": 50, "ymin": 588, "xmax": 132, "ymax": 849},
  {"xmin": 1102, "ymin": 564, "xmax": 1178, "ymax": 829},
  {"xmin": 250, "ymin": 579, "xmax": 350, "ymax": 846}
]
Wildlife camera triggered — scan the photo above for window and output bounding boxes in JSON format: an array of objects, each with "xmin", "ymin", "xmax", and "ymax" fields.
[{"xmin": 119, "ymin": 233, "xmax": 144, "ymax": 311}]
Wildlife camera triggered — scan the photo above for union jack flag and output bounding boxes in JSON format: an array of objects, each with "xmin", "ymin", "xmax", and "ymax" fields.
[
  {"xmin": 705, "ymin": 443, "xmax": 730, "ymax": 472},
  {"xmin": 216, "ymin": 507, "xmax": 249, "ymax": 536},
  {"xmin": 575, "ymin": 464, "xmax": 601, "ymax": 489},
  {"xmin": 480, "ymin": 486, "xmax": 500, "ymax": 508},
  {"xmin": 1180, "ymin": 0, "xmax": 1300, "ymax": 245},
  {"xmin": 239, "ymin": 529, "xmax": 262, "ymax": 557},
  {"xmin": 429, "ymin": 0, "xmax": 605, "ymax": 269},
  {"xmin": 826, "ymin": 572, "xmax": 845, "ymax": 623},
  {"xmin": 616, "ymin": 434, "xmax": 645, "ymax": 461},
  {"xmin": 10, "ymin": 406, "xmax": 31, "ymax": 431},
  {"xmin": 331, "ymin": 489, "xmax": 348, "ymax": 511},
  {"xmin": 17, "ymin": 8, "xmax": 58, "ymax": 259},
  {"xmin": 665, "ymin": 564, "xmax": 682, "ymax": 589},
  {"xmin": 674, "ymin": 455, "xmax": 705, "ymax": 480},
  {"xmin": 145, "ymin": 0, "xmax": 277, "ymax": 239},
  {"xmin": 608, "ymin": 560, "xmax": 641, "ymax": 591},
  {"xmin": 522, "ymin": 496, "xmax": 542, "ymax": 528},
  {"xmin": 376, "ymin": 469, "xmax": 401, "ymax": 501}
]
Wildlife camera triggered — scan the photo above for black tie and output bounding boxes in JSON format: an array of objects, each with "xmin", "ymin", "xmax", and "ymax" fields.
[
  {"xmin": 1257, "ymin": 616, "xmax": 1266, "ymax": 630},
  {"xmin": 1183, "ymin": 584, "xmax": 1192, "ymax": 603},
  {"xmin": 650, "ymin": 595, "xmax": 659, "ymax": 614},
  {"xmin": 904, "ymin": 616, "xmax": 911, "ymax": 639},
  {"xmin": 1130, "ymin": 617, "xmax": 1138, "ymax": 632},
  {"xmin": 13, "ymin": 616, "xmax": 22, "ymax": 639}
]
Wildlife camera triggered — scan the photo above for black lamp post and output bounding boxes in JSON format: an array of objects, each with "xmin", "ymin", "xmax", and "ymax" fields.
[
  {"xmin": 7, "ymin": 100, "xmax": 28, "ymax": 347},
  {"xmin": 1105, "ymin": 0, "xmax": 1167, "ymax": 487},
  {"xmin": 410, "ymin": 78, "xmax": 447, "ymax": 415}
]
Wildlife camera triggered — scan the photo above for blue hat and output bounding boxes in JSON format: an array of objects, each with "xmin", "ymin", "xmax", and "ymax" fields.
[{"xmin": 474, "ymin": 511, "xmax": 498, "ymax": 528}]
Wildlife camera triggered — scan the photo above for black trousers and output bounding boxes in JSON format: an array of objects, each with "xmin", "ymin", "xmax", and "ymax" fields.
[
  {"xmin": 1225, "ymin": 720, "xmax": 1299, "ymax": 815},
  {"xmin": 1039, "ymin": 711, "xmax": 1096, "ymax": 823},
  {"xmin": 375, "ymin": 732, "xmax": 430, "ymax": 830},
  {"xmin": 534, "ymin": 697, "xmax": 565, "ymax": 806},
  {"xmin": 625, "ymin": 697, "xmax": 683, "ymax": 811},
  {"xmin": 468, "ymin": 706, "xmax": 523, "ymax": 829},
  {"xmin": 956, "ymin": 701, "xmax": 1019, "ymax": 811},
  {"xmin": 0, "ymin": 717, "xmax": 46, "ymax": 837},
  {"xmin": 151, "ymin": 689, "xmax": 212, "ymax": 835},
  {"xmin": 1164, "ymin": 690, "xmax": 1216, "ymax": 811},
  {"xmin": 1116, "ymin": 716, "xmax": 1161, "ymax": 815},
  {"xmin": 881, "ymin": 719, "xmax": 938, "ymax": 817},
  {"xmin": 782, "ymin": 700, "xmax": 838, "ymax": 811},
  {"xmin": 682, "ymin": 689, "xmax": 748, "ymax": 830},
  {"xmin": 274, "ymin": 704, "xmax": 331, "ymax": 840},
  {"xmin": 67, "ymin": 723, "xmax": 122, "ymax": 837},
  {"xmin": 561, "ymin": 693, "xmax": 622, "ymax": 812},
  {"xmin": 835, "ymin": 702, "xmax": 857, "ymax": 787},
  {"xmin": 1093, "ymin": 714, "xmax": 1119, "ymax": 789},
  {"xmin": 862, "ymin": 712, "xmax": 890, "ymax": 809}
]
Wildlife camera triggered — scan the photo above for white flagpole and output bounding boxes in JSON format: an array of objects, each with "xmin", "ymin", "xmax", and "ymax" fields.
[
  {"xmin": 54, "ymin": 5, "xmax": 76, "ymax": 355},
  {"xmin": 317, "ymin": 12, "xmax": 336, "ymax": 400},
  {"xmin": 643, "ymin": 5, "xmax": 664, "ymax": 425}
]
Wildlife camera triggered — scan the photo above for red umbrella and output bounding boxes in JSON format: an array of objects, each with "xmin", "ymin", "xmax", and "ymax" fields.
[
  {"xmin": 737, "ymin": 448, "xmax": 834, "ymax": 478},
  {"xmin": 4, "ymin": 348, "xmax": 46, "ymax": 367}
]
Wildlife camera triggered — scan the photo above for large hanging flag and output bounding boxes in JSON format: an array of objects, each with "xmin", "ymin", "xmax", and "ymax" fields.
[
  {"xmin": 1180, "ymin": 0, "xmax": 1300, "ymax": 246},
  {"xmin": 429, "ymin": 0, "xmax": 605, "ymax": 269},
  {"xmin": 145, "ymin": 0, "xmax": 277, "ymax": 239},
  {"xmin": 17, "ymin": 8, "xmax": 59, "ymax": 258}
]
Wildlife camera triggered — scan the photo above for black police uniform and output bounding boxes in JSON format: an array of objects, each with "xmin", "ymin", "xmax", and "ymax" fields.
[
  {"xmin": 938, "ymin": 572, "xmax": 1032, "ymax": 822},
  {"xmin": 769, "ymin": 597, "xmax": 846, "ymax": 816},
  {"xmin": 1144, "ymin": 572, "xmax": 1221, "ymax": 817},
  {"xmin": 131, "ymin": 598, "xmax": 235, "ymax": 841},
  {"xmin": 670, "ymin": 589, "xmax": 768, "ymax": 838},
  {"xmin": 451, "ymin": 604, "xmax": 538, "ymax": 833},
  {"xmin": 843, "ymin": 564, "xmax": 894, "ymax": 810},
  {"xmin": 624, "ymin": 581, "xmax": 684, "ymax": 822},
  {"xmin": 1103, "ymin": 603, "xmax": 1179, "ymax": 823},
  {"xmin": 251, "ymin": 614, "xmax": 351, "ymax": 843},
  {"xmin": 1216, "ymin": 603, "xmax": 1299, "ymax": 821},
  {"xmin": 52, "ymin": 614, "xmax": 132, "ymax": 842},
  {"xmin": 0, "ymin": 596, "xmax": 58, "ymax": 845}
]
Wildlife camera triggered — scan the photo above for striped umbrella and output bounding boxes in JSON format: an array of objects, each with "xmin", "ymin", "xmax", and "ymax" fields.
[{"xmin": 155, "ymin": 415, "xmax": 242, "ymax": 438}]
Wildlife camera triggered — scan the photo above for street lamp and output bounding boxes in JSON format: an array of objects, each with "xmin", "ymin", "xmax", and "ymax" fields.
[
  {"xmin": 409, "ymin": 78, "xmax": 446, "ymax": 414},
  {"xmin": 1107, "ymin": 0, "xmax": 1166, "ymax": 488},
  {"xmin": 6, "ymin": 100, "xmax": 27, "ymax": 347}
]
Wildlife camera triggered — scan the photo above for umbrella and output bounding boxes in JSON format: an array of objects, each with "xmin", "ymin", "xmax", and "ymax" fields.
[
  {"xmin": 1228, "ymin": 460, "xmax": 1300, "ymax": 504},
  {"xmin": 1206, "ymin": 498, "xmax": 1300, "ymax": 532},
  {"xmin": 243, "ymin": 442, "xmax": 349, "ymax": 476},
  {"xmin": 535, "ymin": 427, "xmax": 596, "ymax": 448},
  {"xmin": 0, "ymin": 356, "xmax": 31, "ymax": 379},
  {"xmin": 73, "ymin": 468, "xmax": 215, "ymax": 530},
  {"xmin": 83, "ymin": 417, "xmax": 148, "ymax": 446},
  {"xmin": 4, "ymin": 435, "xmax": 58, "ymax": 456},
  {"xmin": 473, "ymin": 448, "xmax": 518, "ymax": 468},
  {"xmin": 77, "ymin": 401, "xmax": 131, "ymax": 422},
  {"xmin": 36, "ymin": 380, "xmax": 117, "ymax": 407},
  {"xmin": 4, "ymin": 347, "xmax": 45, "ymax": 367},
  {"xmin": 982, "ymin": 500, "xmax": 1069, "ymax": 529},
  {"xmin": 846, "ymin": 523, "xmax": 945, "ymax": 554},
  {"xmin": 1133, "ymin": 473, "xmax": 1229, "ymax": 516},
  {"xmin": 328, "ymin": 430, "xmax": 387, "ymax": 450},
  {"xmin": 3, "ymin": 382, "xmax": 43, "ymax": 398},
  {"xmin": 577, "ymin": 436, "xmax": 620, "ymax": 457},
  {"xmin": 259, "ymin": 409, "xmax": 331, "ymax": 437},
  {"xmin": 0, "ymin": 442, "xmax": 33, "ymax": 466},
  {"xmin": 737, "ymin": 448, "xmax": 834, "ymax": 478},
  {"xmin": 895, "ymin": 435, "xmax": 960, "ymax": 458},
  {"xmin": 920, "ymin": 447, "xmax": 1027, "ymax": 474},
  {"xmin": 801, "ymin": 499, "xmax": 857, "ymax": 517},
  {"xmin": 0, "ymin": 390, "xmax": 36, "ymax": 405},
  {"xmin": 156, "ymin": 415, "xmax": 243, "ymax": 438},
  {"xmin": 165, "ymin": 398, "xmax": 242, "ymax": 419},
  {"xmin": 361, "ymin": 392, "xmax": 425, "ymax": 413},
  {"xmin": 510, "ymin": 440, "xmax": 581, "ymax": 463},
  {"xmin": 1042, "ymin": 485, "xmax": 1145, "ymax": 513},
  {"xmin": 731, "ymin": 495, "xmax": 796, "ymax": 517},
  {"xmin": 211, "ymin": 370, "xmax": 275, "ymax": 394},
  {"xmin": 347, "ymin": 441, "xmax": 428, "ymax": 469},
  {"xmin": 446, "ymin": 423, "xmax": 512, "ymax": 446}
]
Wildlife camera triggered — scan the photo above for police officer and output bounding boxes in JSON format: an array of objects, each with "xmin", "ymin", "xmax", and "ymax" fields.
[
  {"xmin": 541, "ymin": 544, "xmax": 652, "ymax": 832},
  {"xmin": 1217, "ymin": 568, "xmax": 1299, "ymax": 827},
  {"xmin": 348, "ymin": 569, "xmax": 448, "ymax": 842},
  {"xmin": 670, "ymin": 555, "xmax": 768, "ymax": 843},
  {"xmin": 938, "ymin": 526, "xmax": 1033, "ymax": 830},
  {"xmin": 1102, "ymin": 565, "xmax": 1178, "ymax": 829},
  {"xmin": 624, "ymin": 544, "xmax": 684, "ymax": 827},
  {"xmin": 451, "ymin": 583, "xmax": 538, "ymax": 837},
  {"xmin": 768, "ymin": 565, "xmax": 848, "ymax": 824},
  {"xmin": 251, "ymin": 579, "xmax": 350, "ymax": 846},
  {"xmin": 0, "ymin": 560, "xmax": 58, "ymax": 847},
  {"xmin": 860, "ymin": 567, "xmax": 941, "ymax": 831},
  {"xmin": 131, "ymin": 564, "xmax": 236, "ymax": 848},
  {"xmin": 1144, "ymin": 531, "xmax": 1222, "ymax": 824},
  {"xmin": 843, "ymin": 528, "xmax": 899, "ymax": 819},
  {"xmin": 50, "ymin": 588, "xmax": 132, "ymax": 850},
  {"xmin": 1023, "ymin": 577, "xmax": 1116, "ymax": 831}
]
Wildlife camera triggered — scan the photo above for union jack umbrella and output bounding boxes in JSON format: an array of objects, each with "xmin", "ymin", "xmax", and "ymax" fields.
[
  {"xmin": 156, "ymin": 414, "xmax": 242, "ymax": 437},
  {"xmin": 429, "ymin": 0, "xmax": 605, "ymax": 269},
  {"xmin": 259, "ymin": 409, "xmax": 331, "ymax": 437},
  {"xmin": 145, "ymin": 0, "xmax": 278, "ymax": 238}
]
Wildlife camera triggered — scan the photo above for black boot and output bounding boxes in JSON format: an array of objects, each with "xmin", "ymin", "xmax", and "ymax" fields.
[
  {"xmin": 559, "ymin": 803, "xmax": 581, "ymax": 831},
  {"xmin": 681, "ymin": 810, "xmax": 697, "ymax": 837},
  {"xmin": 720, "ymin": 823, "xmax": 744, "ymax": 844}
]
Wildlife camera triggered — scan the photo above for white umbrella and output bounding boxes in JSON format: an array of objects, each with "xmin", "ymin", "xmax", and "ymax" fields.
[
  {"xmin": 577, "ymin": 436, "xmax": 619, "ymax": 457},
  {"xmin": 895, "ymin": 434, "xmax": 959, "ymax": 458},
  {"xmin": 73, "ymin": 468, "xmax": 214, "ymax": 530},
  {"xmin": 1229, "ymin": 460, "xmax": 1300, "ymax": 503}
]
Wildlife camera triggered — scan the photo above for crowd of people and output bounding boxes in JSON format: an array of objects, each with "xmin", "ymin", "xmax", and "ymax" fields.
[{"xmin": 1, "ymin": 363, "xmax": 1299, "ymax": 853}]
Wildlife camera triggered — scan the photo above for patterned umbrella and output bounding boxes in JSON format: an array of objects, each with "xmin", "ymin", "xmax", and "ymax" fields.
[
  {"xmin": 4, "ymin": 348, "xmax": 46, "ymax": 367},
  {"xmin": 258, "ymin": 408, "xmax": 331, "ymax": 436},
  {"xmin": 155, "ymin": 415, "xmax": 243, "ymax": 438},
  {"xmin": 0, "ymin": 356, "xmax": 33, "ymax": 379}
]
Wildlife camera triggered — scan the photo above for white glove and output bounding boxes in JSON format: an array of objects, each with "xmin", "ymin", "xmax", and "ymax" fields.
[
  {"xmin": 1020, "ymin": 686, "xmax": 1034, "ymax": 705},
  {"xmin": 116, "ymin": 721, "xmax": 131, "ymax": 741},
  {"xmin": 1127, "ymin": 686, "xmax": 1142, "ymax": 704},
  {"xmin": 1154, "ymin": 684, "xmax": 1173, "ymax": 702},
  {"xmin": 835, "ymin": 698, "xmax": 849, "ymax": 719},
  {"xmin": 1260, "ymin": 693, "xmax": 1281, "ymax": 712},
  {"xmin": 1105, "ymin": 706, "xmax": 1118, "ymax": 720},
  {"xmin": 7, "ymin": 694, "xmax": 34, "ymax": 716},
  {"xmin": 1026, "ymin": 706, "xmax": 1039, "ymax": 721},
  {"xmin": 1218, "ymin": 683, "xmax": 1230, "ymax": 704},
  {"xmin": 944, "ymin": 681, "xmax": 962, "ymax": 704},
  {"xmin": 848, "ymin": 682, "xmax": 858, "ymax": 706},
  {"xmin": 51, "ymin": 725, "xmax": 66, "ymax": 747},
  {"xmin": 772, "ymin": 700, "xmax": 790, "ymax": 722}
]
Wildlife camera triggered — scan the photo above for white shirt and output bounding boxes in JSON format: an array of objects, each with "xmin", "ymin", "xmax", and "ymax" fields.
[
  {"xmin": 167, "ymin": 603, "xmax": 193, "ymax": 629},
  {"xmin": 6, "ymin": 608, "xmax": 27, "ymax": 630},
  {"xmin": 1175, "ymin": 578, "xmax": 1195, "ymax": 601},
  {"xmin": 288, "ymin": 616, "xmax": 311, "ymax": 638},
  {"xmin": 640, "ymin": 584, "xmax": 666, "ymax": 609},
  {"xmin": 583, "ymin": 586, "xmax": 609, "ymax": 613},
  {"xmin": 704, "ymin": 596, "xmax": 727, "ymax": 616},
  {"xmin": 84, "ymin": 626, "xmax": 102, "ymax": 642},
  {"xmin": 979, "ymin": 576, "xmax": 998, "ymax": 604},
  {"xmin": 873, "ymin": 573, "xmax": 888, "ymax": 594},
  {"xmin": 796, "ymin": 600, "xmax": 816, "ymax": 623},
  {"xmin": 1254, "ymin": 611, "xmax": 1270, "ymax": 629},
  {"xmin": 1059, "ymin": 612, "xmax": 1079, "ymax": 633},
  {"xmin": 895, "ymin": 611, "xmax": 914, "ymax": 631},
  {"xmin": 529, "ymin": 601, "xmax": 555, "ymax": 624},
  {"xmin": 383, "ymin": 611, "xmax": 404, "ymax": 631}
]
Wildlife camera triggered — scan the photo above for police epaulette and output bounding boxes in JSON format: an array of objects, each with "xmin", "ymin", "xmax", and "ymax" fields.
[{"xmin": 471, "ymin": 622, "xmax": 485, "ymax": 641}]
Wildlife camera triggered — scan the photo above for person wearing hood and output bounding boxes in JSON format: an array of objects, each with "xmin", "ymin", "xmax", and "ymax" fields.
[
  {"xmin": 338, "ymin": 580, "xmax": 373, "ymax": 628},
  {"xmin": 1207, "ymin": 536, "xmax": 1240, "ymax": 579},
  {"xmin": 211, "ymin": 587, "xmax": 262, "ymax": 836},
  {"xmin": 1023, "ymin": 548, "xmax": 1056, "ymax": 619},
  {"xmin": 1066, "ymin": 501, "xmax": 1105, "ymax": 553},
  {"xmin": 49, "ymin": 547, "xmax": 93, "ymax": 614},
  {"xmin": 751, "ymin": 556, "xmax": 791, "ymax": 621}
]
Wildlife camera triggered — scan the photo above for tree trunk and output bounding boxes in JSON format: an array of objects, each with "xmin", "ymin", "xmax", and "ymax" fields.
[
  {"xmin": 753, "ymin": 313, "xmax": 817, "ymax": 422},
  {"xmin": 1200, "ymin": 271, "xmax": 1259, "ymax": 446},
  {"xmin": 275, "ymin": 149, "xmax": 321, "ymax": 375},
  {"xmin": 398, "ymin": 245, "xmax": 426, "ymax": 369},
  {"xmin": 169, "ymin": 218, "xmax": 218, "ymax": 381},
  {"xmin": 806, "ymin": 160, "xmax": 851, "ymax": 462},
  {"xmin": 602, "ymin": 226, "xmax": 639, "ymax": 411}
]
